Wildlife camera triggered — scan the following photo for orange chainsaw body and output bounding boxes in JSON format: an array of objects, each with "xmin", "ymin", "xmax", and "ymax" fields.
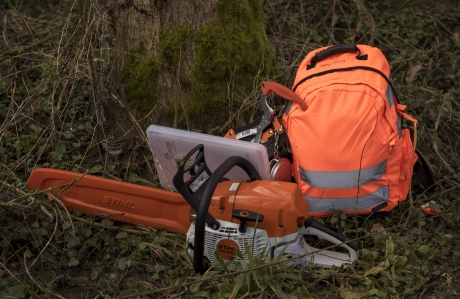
[
  {"xmin": 27, "ymin": 168, "xmax": 309, "ymax": 237},
  {"xmin": 208, "ymin": 180, "xmax": 309, "ymax": 238}
]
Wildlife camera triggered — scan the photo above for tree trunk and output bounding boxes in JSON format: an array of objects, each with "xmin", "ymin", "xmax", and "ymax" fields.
[{"xmin": 113, "ymin": 0, "xmax": 277, "ymax": 132}]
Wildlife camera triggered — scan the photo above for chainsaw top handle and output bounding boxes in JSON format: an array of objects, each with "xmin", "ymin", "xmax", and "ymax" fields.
[
  {"xmin": 194, "ymin": 155, "xmax": 262, "ymax": 274},
  {"xmin": 173, "ymin": 144, "xmax": 221, "ymax": 230}
]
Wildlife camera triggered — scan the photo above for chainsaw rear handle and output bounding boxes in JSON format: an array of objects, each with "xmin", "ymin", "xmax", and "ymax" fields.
[
  {"xmin": 304, "ymin": 217, "xmax": 359, "ymax": 252},
  {"xmin": 307, "ymin": 44, "xmax": 365, "ymax": 70},
  {"xmin": 194, "ymin": 156, "xmax": 262, "ymax": 274}
]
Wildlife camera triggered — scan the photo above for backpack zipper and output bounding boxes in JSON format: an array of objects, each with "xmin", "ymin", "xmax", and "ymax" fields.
[{"xmin": 292, "ymin": 66, "xmax": 400, "ymax": 105}]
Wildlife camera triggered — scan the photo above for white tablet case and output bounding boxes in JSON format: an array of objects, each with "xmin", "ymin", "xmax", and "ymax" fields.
[{"xmin": 146, "ymin": 125, "xmax": 271, "ymax": 191}]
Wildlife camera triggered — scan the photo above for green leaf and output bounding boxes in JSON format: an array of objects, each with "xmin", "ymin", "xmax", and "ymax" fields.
[
  {"xmin": 89, "ymin": 165, "xmax": 103, "ymax": 173},
  {"xmin": 98, "ymin": 231, "xmax": 110, "ymax": 243},
  {"xmin": 68, "ymin": 257, "xmax": 79, "ymax": 267},
  {"xmin": 213, "ymin": 250, "xmax": 229, "ymax": 273},
  {"xmin": 31, "ymin": 222, "xmax": 40, "ymax": 229},
  {"xmin": 364, "ymin": 266, "xmax": 387, "ymax": 277},
  {"xmin": 181, "ymin": 251, "xmax": 192, "ymax": 265},
  {"xmin": 340, "ymin": 289, "xmax": 367, "ymax": 299},
  {"xmin": 154, "ymin": 236, "xmax": 168, "ymax": 245},
  {"xmin": 217, "ymin": 283, "xmax": 232, "ymax": 295},
  {"xmin": 63, "ymin": 131, "xmax": 72, "ymax": 139},
  {"xmin": 57, "ymin": 143, "xmax": 66, "ymax": 153},
  {"xmin": 33, "ymin": 227, "xmax": 48, "ymax": 236},
  {"xmin": 128, "ymin": 173, "xmax": 157, "ymax": 187},
  {"xmin": 65, "ymin": 235, "xmax": 81, "ymax": 248},
  {"xmin": 101, "ymin": 219, "xmax": 113, "ymax": 228},
  {"xmin": 83, "ymin": 228, "xmax": 92, "ymax": 238},
  {"xmin": 7, "ymin": 285, "xmax": 25, "ymax": 298},
  {"xmin": 395, "ymin": 256, "xmax": 408, "ymax": 267},
  {"xmin": 40, "ymin": 61, "xmax": 50, "ymax": 69},
  {"xmin": 115, "ymin": 232, "xmax": 128, "ymax": 239},
  {"xmin": 417, "ymin": 245, "xmax": 430, "ymax": 254},
  {"xmin": 368, "ymin": 289, "xmax": 387, "ymax": 297},
  {"xmin": 63, "ymin": 221, "xmax": 72, "ymax": 230},
  {"xmin": 151, "ymin": 273, "xmax": 160, "ymax": 280},
  {"xmin": 91, "ymin": 268, "xmax": 101, "ymax": 280},
  {"xmin": 118, "ymin": 257, "xmax": 127, "ymax": 270},
  {"xmin": 385, "ymin": 235, "xmax": 395, "ymax": 257}
]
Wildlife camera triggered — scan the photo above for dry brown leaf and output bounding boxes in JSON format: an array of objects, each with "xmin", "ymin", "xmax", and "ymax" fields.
[
  {"xmin": 406, "ymin": 64, "xmax": 422, "ymax": 82},
  {"xmin": 370, "ymin": 223, "xmax": 386, "ymax": 234}
]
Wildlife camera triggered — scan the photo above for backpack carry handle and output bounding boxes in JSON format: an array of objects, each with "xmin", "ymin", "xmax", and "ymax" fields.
[
  {"xmin": 307, "ymin": 44, "xmax": 365, "ymax": 70},
  {"xmin": 261, "ymin": 81, "xmax": 307, "ymax": 111}
]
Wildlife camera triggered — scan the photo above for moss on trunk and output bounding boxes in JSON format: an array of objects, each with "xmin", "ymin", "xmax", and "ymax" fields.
[{"xmin": 120, "ymin": 0, "xmax": 276, "ymax": 132}]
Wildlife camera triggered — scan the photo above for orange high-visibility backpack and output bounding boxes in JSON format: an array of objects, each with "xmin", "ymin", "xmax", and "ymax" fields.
[{"xmin": 262, "ymin": 44, "xmax": 432, "ymax": 216}]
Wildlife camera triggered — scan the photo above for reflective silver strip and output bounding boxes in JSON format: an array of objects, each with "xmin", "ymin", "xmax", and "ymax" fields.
[
  {"xmin": 284, "ymin": 101, "xmax": 293, "ymax": 115},
  {"xmin": 300, "ymin": 160, "xmax": 387, "ymax": 189},
  {"xmin": 385, "ymin": 75, "xmax": 394, "ymax": 107},
  {"xmin": 396, "ymin": 113, "xmax": 402, "ymax": 138},
  {"xmin": 305, "ymin": 185, "xmax": 389, "ymax": 212}
]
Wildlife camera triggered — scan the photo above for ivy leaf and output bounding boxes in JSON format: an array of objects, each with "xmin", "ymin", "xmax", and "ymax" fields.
[
  {"xmin": 8, "ymin": 285, "xmax": 25, "ymax": 298},
  {"xmin": 217, "ymin": 283, "xmax": 232, "ymax": 295},
  {"xmin": 68, "ymin": 257, "xmax": 79, "ymax": 267},
  {"xmin": 368, "ymin": 289, "xmax": 387, "ymax": 297},
  {"xmin": 65, "ymin": 235, "xmax": 81, "ymax": 248},
  {"xmin": 118, "ymin": 257, "xmax": 127, "ymax": 270},
  {"xmin": 101, "ymin": 219, "xmax": 113, "ymax": 228},
  {"xmin": 115, "ymin": 232, "xmax": 128, "ymax": 240},
  {"xmin": 417, "ymin": 245, "xmax": 430, "ymax": 254},
  {"xmin": 62, "ymin": 221, "xmax": 72, "ymax": 230},
  {"xmin": 339, "ymin": 289, "xmax": 367, "ymax": 299},
  {"xmin": 63, "ymin": 131, "xmax": 73, "ymax": 139},
  {"xmin": 83, "ymin": 228, "xmax": 92, "ymax": 238},
  {"xmin": 363, "ymin": 266, "xmax": 387, "ymax": 277},
  {"xmin": 98, "ymin": 231, "xmax": 110, "ymax": 243},
  {"xmin": 89, "ymin": 165, "xmax": 103, "ymax": 173},
  {"xmin": 33, "ymin": 227, "xmax": 48, "ymax": 236},
  {"xmin": 154, "ymin": 236, "xmax": 168, "ymax": 245},
  {"xmin": 91, "ymin": 268, "xmax": 101, "ymax": 280}
]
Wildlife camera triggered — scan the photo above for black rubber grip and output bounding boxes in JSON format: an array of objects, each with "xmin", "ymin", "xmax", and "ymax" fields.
[
  {"xmin": 308, "ymin": 44, "xmax": 360, "ymax": 70},
  {"xmin": 305, "ymin": 217, "xmax": 359, "ymax": 251}
]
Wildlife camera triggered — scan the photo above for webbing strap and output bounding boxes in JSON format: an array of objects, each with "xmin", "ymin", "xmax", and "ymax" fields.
[
  {"xmin": 396, "ymin": 104, "xmax": 418, "ymax": 157},
  {"xmin": 261, "ymin": 81, "xmax": 308, "ymax": 111}
]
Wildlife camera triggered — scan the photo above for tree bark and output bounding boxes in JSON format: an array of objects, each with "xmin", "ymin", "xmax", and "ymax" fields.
[{"xmin": 112, "ymin": 0, "xmax": 277, "ymax": 131}]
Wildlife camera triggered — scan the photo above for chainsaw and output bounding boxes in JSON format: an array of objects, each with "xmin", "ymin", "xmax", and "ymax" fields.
[{"xmin": 28, "ymin": 144, "xmax": 358, "ymax": 273}]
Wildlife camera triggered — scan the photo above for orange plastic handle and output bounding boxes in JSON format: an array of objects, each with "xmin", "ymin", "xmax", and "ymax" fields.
[{"xmin": 261, "ymin": 81, "xmax": 307, "ymax": 111}]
